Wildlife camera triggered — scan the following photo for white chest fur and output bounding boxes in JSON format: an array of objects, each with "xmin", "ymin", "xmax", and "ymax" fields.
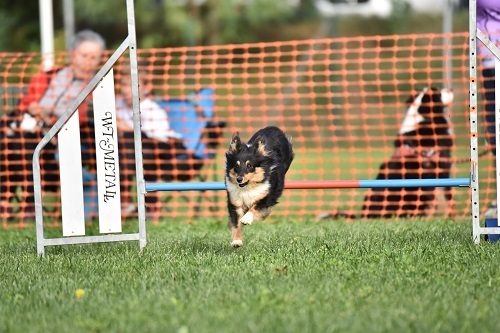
[{"xmin": 226, "ymin": 178, "xmax": 270, "ymax": 209}]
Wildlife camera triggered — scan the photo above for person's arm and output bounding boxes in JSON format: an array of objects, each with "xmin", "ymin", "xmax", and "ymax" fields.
[{"xmin": 18, "ymin": 70, "xmax": 53, "ymax": 116}]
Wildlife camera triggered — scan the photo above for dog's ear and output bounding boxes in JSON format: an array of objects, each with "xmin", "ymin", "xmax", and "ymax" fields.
[
  {"xmin": 229, "ymin": 132, "xmax": 242, "ymax": 153},
  {"xmin": 406, "ymin": 93, "xmax": 416, "ymax": 105},
  {"xmin": 406, "ymin": 87, "xmax": 431, "ymax": 105},
  {"xmin": 253, "ymin": 136, "xmax": 268, "ymax": 156}
]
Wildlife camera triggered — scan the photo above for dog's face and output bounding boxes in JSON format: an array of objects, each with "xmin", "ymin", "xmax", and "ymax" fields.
[
  {"xmin": 399, "ymin": 87, "xmax": 453, "ymax": 134},
  {"xmin": 225, "ymin": 133, "xmax": 268, "ymax": 188},
  {"xmin": 405, "ymin": 87, "xmax": 454, "ymax": 115}
]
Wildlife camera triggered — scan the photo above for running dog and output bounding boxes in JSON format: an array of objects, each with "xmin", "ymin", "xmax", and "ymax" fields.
[{"xmin": 225, "ymin": 126, "xmax": 294, "ymax": 247}]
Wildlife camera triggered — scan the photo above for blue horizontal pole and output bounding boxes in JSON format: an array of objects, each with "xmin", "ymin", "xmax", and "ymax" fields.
[
  {"xmin": 145, "ymin": 178, "xmax": 470, "ymax": 192},
  {"xmin": 146, "ymin": 181, "xmax": 227, "ymax": 192},
  {"xmin": 358, "ymin": 178, "xmax": 470, "ymax": 188}
]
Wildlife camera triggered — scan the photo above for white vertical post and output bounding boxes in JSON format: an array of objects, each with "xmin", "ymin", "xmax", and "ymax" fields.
[
  {"xmin": 38, "ymin": 0, "xmax": 54, "ymax": 71},
  {"xmin": 93, "ymin": 69, "xmax": 122, "ymax": 234},
  {"xmin": 469, "ymin": 0, "xmax": 481, "ymax": 243},
  {"xmin": 127, "ymin": 0, "xmax": 147, "ymax": 250},
  {"xmin": 63, "ymin": 0, "xmax": 75, "ymax": 51},
  {"xmin": 442, "ymin": 0, "xmax": 454, "ymax": 87},
  {"xmin": 59, "ymin": 112, "xmax": 86, "ymax": 236}
]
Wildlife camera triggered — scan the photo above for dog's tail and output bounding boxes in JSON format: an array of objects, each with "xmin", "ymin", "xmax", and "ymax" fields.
[{"xmin": 284, "ymin": 134, "xmax": 295, "ymax": 173}]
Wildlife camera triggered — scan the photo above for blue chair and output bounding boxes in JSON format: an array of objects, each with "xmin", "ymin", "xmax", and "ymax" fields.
[
  {"xmin": 156, "ymin": 88, "xmax": 226, "ymax": 215},
  {"xmin": 157, "ymin": 88, "xmax": 223, "ymax": 160}
]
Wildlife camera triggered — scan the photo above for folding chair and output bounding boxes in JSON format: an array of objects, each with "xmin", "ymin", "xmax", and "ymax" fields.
[{"xmin": 157, "ymin": 88, "xmax": 226, "ymax": 215}]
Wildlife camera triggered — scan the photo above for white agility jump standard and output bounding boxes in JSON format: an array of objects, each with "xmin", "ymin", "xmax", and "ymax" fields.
[
  {"xmin": 33, "ymin": 0, "xmax": 146, "ymax": 256},
  {"xmin": 469, "ymin": 0, "xmax": 500, "ymax": 243}
]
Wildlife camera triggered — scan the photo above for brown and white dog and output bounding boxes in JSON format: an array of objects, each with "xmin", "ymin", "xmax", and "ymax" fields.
[{"xmin": 225, "ymin": 126, "xmax": 294, "ymax": 247}]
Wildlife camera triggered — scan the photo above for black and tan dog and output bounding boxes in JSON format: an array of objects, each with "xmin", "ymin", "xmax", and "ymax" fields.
[{"xmin": 225, "ymin": 126, "xmax": 294, "ymax": 247}]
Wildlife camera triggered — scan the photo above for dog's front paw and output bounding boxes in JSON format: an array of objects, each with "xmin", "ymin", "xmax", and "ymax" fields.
[
  {"xmin": 239, "ymin": 212, "xmax": 254, "ymax": 225},
  {"xmin": 231, "ymin": 240, "xmax": 243, "ymax": 248}
]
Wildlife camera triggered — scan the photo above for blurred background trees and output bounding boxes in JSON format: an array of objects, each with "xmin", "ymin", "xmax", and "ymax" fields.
[{"xmin": 0, "ymin": 0, "xmax": 469, "ymax": 52}]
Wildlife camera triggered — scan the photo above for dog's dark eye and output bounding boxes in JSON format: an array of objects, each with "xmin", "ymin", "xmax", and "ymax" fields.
[{"xmin": 246, "ymin": 162, "xmax": 253, "ymax": 170}]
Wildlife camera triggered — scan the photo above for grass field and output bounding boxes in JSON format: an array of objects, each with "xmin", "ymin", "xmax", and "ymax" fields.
[{"xmin": 1, "ymin": 218, "xmax": 500, "ymax": 333}]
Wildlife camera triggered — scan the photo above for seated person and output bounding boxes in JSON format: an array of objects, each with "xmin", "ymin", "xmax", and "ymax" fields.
[
  {"xmin": 116, "ymin": 67, "xmax": 206, "ymax": 216},
  {"xmin": 0, "ymin": 29, "xmax": 105, "ymax": 220}
]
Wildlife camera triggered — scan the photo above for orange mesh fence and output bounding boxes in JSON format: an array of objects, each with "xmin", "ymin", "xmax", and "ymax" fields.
[{"xmin": 0, "ymin": 32, "xmax": 496, "ymax": 226}]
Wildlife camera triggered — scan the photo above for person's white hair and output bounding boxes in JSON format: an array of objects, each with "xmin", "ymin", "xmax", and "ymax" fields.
[{"xmin": 70, "ymin": 30, "xmax": 106, "ymax": 51}]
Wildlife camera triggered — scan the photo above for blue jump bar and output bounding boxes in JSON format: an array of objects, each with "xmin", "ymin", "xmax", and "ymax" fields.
[
  {"xmin": 358, "ymin": 178, "xmax": 470, "ymax": 188},
  {"xmin": 145, "ymin": 178, "xmax": 470, "ymax": 192}
]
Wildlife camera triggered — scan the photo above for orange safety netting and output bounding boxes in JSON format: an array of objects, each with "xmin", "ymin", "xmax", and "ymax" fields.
[{"xmin": 0, "ymin": 32, "xmax": 495, "ymax": 227}]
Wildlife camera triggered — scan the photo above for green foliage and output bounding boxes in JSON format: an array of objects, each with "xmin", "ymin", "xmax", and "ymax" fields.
[
  {"xmin": 335, "ymin": 4, "xmax": 469, "ymax": 37},
  {"xmin": 0, "ymin": 1, "xmax": 42, "ymax": 52},
  {"xmin": 72, "ymin": 0, "xmax": 316, "ymax": 49},
  {"xmin": 0, "ymin": 0, "xmax": 469, "ymax": 52},
  {"xmin": 1, "ymin": 218, "xmax": 500, "ymax": 332}
]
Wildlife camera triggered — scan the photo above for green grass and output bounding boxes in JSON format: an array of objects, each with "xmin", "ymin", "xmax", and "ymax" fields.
[{"xmin": 1, "ymin": 218, "xmax": 500, "ymax": 333}]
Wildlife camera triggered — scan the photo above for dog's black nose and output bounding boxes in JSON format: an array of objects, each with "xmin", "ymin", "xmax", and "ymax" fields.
[{"xmin": 236, "ymin": 176, "xmax": 243, "ymax": 183}]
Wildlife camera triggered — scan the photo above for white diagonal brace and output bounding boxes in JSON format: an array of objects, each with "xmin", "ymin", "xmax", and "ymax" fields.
[{"xmin": 477, "ymin": 28, "xmax": 500, "ymax": 62}]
